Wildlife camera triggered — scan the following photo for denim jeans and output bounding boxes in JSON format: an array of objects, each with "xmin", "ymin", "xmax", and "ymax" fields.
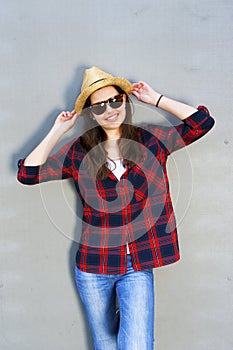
[{"xmin": 75, "ymin": 255, "xmax": 154, "ymax": 350}]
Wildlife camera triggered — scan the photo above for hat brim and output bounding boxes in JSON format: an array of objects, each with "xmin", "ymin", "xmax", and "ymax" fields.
[{"xmin": 75, "ymin": 77, "xmax": 132, "ymax": 113}]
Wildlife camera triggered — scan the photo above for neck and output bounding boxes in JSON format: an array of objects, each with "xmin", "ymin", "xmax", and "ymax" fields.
[
  {"xmin": 104, "ymin": 137, "xmax": 121, "ymax": 160},
  {"xmin": 104, "ymin": 127, "xmax": 121, "ymax": 140}
]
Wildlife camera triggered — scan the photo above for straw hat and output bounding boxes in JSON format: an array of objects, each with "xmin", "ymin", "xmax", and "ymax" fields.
[{"xmin": 74, "ymin": 66, "xmax": 132, "ymax": 113}]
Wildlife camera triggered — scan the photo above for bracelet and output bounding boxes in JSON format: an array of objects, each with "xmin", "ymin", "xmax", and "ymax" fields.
[{"xmin": 155, "ymin": 94, "xmax": 163, "ymax": 108}]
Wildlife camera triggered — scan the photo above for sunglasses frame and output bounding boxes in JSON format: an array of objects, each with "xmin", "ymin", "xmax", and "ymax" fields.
[{"xmin": 89, "ymin": 94, "xmax": 125, "ymax": 116}]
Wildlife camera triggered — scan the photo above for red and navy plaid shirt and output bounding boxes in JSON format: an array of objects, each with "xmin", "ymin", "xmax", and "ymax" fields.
[{"xmin": 17, "ymin": 107, "xmax": 215, "ymax": 274}]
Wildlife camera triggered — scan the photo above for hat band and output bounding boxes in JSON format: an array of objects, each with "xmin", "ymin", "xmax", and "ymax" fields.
[{"xmin": 89, "ymin": 78, "xmax": 106, "ymax": 87}]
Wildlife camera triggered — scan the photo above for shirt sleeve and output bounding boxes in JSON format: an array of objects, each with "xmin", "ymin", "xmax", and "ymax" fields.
[
  {"xmin": 145, "ymin": 106, "xmax": 215, "ymax": 155},
  {"xmin": 17, "ymin": 140, "xmax": 76, "ymax": 185}
]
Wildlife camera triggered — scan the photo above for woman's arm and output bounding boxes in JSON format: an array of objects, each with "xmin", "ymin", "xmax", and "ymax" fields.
[
  {"xmin": 24, "ymin": 110, "xmax": 79, "ymax": 166},
  {"xmin": 131, "ymin": 81, "xmax": 215, "ymax": 154},
  {"xmin": 131, "ymin": 81, "xmax": 198, "ymax": 120}
]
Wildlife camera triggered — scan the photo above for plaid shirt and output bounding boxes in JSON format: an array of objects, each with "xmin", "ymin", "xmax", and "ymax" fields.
[{"xmin": 17, "ymin": 108, "xmax": 215, "ymax": 274}]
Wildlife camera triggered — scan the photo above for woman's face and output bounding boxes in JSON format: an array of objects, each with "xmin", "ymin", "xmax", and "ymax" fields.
[{"xmin": 89, "ymin": 86, "xmax": 126, "ymax": 134}]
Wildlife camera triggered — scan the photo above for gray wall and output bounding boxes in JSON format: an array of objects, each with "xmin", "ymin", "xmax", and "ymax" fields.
[{"xmin": 1, "ymin": 0, "xmax": 232, "ymax": 349}]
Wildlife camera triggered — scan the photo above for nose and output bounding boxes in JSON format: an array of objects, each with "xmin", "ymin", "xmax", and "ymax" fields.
[{"xmin": 105, "ymin": 102, "xmax": 114, "ymax": 112}]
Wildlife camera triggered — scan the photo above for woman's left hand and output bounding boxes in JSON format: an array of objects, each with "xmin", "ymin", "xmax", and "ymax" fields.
[{"xmin": 131, "ymin": 81, "xmax": 161, "ymax": 106}]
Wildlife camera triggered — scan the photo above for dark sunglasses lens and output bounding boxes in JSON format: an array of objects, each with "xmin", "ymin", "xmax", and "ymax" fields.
[
  {"xmin": 109, "ymin": 95, "xmax": 124, "ymax": 109},
  {"xmin": 90, "ymin": 94, "xmax": 124, "ymax": 115},
  {"xmin": 90, "ymin": 103, "xmax": 106, "ymax": 115}
]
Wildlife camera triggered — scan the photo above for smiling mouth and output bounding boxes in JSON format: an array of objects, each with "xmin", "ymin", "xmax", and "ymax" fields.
[{"xmin": 105, "ymin": 114, "xmax": 119, "ymax": 122}]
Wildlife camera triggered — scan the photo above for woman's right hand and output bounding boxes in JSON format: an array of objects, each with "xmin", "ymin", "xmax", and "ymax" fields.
[
  {"xmin": 24, "ymin": 109, "xmax": 80, "ymax": 166},
  {"xmin": 54, "ymin": 109, "xmax": 80, "ymax": 133}
]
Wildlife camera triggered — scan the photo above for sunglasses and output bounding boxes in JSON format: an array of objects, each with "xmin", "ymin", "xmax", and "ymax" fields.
[{"xmin": 89, "ymin": 94, "xmax": 125, "ymax": 116}]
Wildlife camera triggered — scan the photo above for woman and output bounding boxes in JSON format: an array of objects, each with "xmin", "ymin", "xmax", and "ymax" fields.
[{"xmin": 17, "ymin": 66, "xmax": 215, "ymax": 350}]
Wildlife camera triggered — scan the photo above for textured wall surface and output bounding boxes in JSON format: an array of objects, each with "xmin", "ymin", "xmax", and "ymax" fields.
[{"xmin": 1, "ymin": 0, "xmax": 232, "ymax": 349}]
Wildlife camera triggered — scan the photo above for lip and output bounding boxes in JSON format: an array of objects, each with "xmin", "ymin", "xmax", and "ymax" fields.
[{"xmin": 105, "ymin": 113, "xmax": 119, "ymax": 122}]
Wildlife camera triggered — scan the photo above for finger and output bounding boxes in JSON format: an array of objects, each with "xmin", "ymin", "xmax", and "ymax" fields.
[
  {"xmin": 131, "ymin": 82, "xmax": 141, "ymax": 89},
  {"xmin": 131, "ymin": 87, "xmax": 138, "ymax": 94},
  {"xmin": 131, "ymin": 84, "xmax": 142, "ymax": 93},
  {"xmin": 64, "ymin": 112, "xmax": 71, "ymax": 118},
  {"xmin": 135, "ymin": 81, "xmax": 144, "ymax": 87},
  {"xmin": 61, "ymin": 111, "xmax": 72, "ymax": 119},
  {"xmin": 71, "ymin": 110, "xmax": 81, "ymax": 119},
  {"xmin": 131, "ymin": 90, "xmax": 140, "ymax": 100},
  {"xmin": 71, "ymin": 109, "xmax": 77, "ymax": 116}
]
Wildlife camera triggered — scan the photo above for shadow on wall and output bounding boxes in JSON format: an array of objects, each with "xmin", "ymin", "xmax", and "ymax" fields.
[
  {"xmin": 11, "ymin": 64, "xmax": 89, "ymax": 171},
  {"xmin": 13, "ymin": 64, "xmax": 95, "ymax": 350}
]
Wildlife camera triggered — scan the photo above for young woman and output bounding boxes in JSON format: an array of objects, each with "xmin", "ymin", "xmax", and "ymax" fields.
[{"xmin": 17, "ymin": 66, "xmax": 215, "ymax": 350}]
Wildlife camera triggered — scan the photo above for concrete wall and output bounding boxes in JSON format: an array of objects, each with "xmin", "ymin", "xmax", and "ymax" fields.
[{"xmin": 1, "ymin": 0, "xmax": 232, "ymax": 349}]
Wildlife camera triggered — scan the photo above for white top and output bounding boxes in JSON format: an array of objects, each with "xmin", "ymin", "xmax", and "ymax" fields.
[
  {"xmin": 106, "ymin": 158, "xmax": 130, "ymax": 254},
  {"xmin": 106, "ymin": 158, "xmax": 126, "ymax": 181}
]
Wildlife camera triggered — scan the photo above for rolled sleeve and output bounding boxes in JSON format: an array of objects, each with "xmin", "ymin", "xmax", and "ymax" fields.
[
  {"xmin": 140, "ymin": 106, "xmax": 215, "ymax": 155},
  {"xmin": 167, "ymin": 107, "xmax": 215, "ymax": 153},
  {"xmin": 17, "ymin": 159, "xmax": 41, "ymax": 185},
  {"xmin": 17, "ymin": 140, "xmax": 76, "ymax": 185}
]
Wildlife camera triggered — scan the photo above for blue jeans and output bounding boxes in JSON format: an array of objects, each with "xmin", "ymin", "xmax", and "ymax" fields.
[{"xmin": 75, "ymin": 255, "xmax": 154, "ymax": 350}]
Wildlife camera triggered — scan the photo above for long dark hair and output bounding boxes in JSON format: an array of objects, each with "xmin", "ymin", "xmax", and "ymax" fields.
[{"xmin": 79, "ymin": 86, "xmax": 143, "ymax": 180}]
